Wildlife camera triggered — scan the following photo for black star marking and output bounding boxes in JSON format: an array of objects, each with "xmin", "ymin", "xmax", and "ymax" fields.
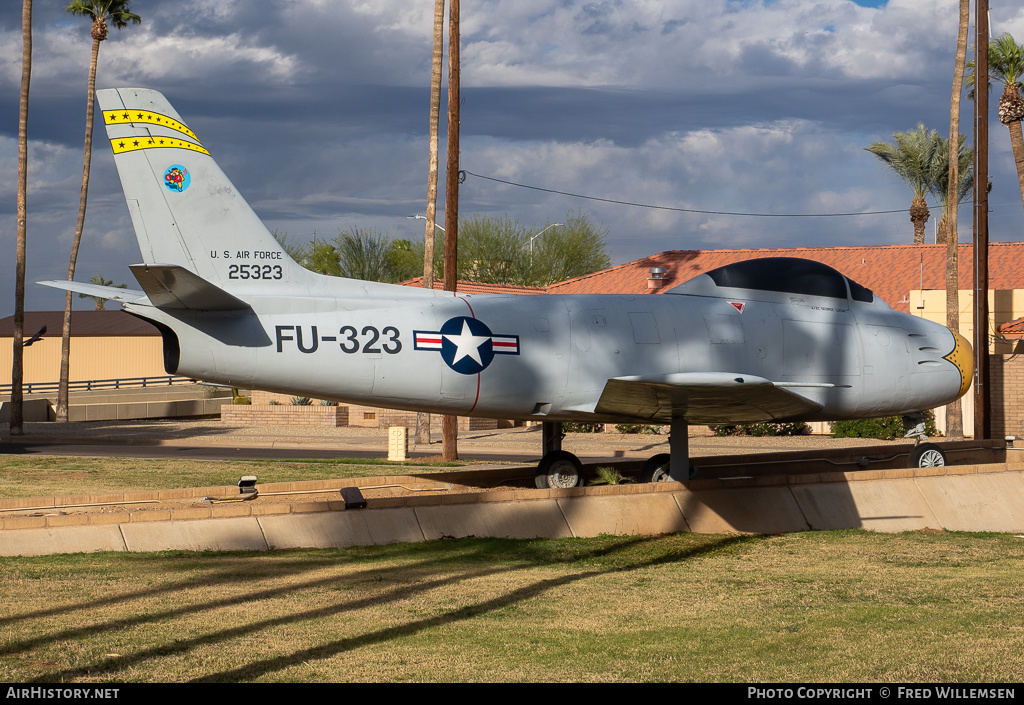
[
  {"xmin": 118, "ymin": 141, "xmax": 125, "ymax": 149},
  {"xmin": 132, "ymin": 140, "xmax": 139, "ymax": 147},
  {"xmin": 136, "ymin": 112, "xmax": 143, "ymax": 119},
  {"xmin": 108, "ymin": 113, "xmax": 117, "ymax": 121},
  {"xmin": 122, "ymin": 112, "xmax": 129, "ymax": 120}
]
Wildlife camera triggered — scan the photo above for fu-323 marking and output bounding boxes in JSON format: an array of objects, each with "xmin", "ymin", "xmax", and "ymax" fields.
[{"xmin": 275, "ymin": 325, "xmax": 401, "ymax": 354}]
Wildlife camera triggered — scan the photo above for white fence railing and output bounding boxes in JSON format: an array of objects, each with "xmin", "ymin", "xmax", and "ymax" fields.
[{"xmin": 1, "ymin": 375, "xmax": 194, "ymax": 396}]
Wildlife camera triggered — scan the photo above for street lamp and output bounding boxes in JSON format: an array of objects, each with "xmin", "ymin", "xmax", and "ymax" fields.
[
  {"xmin": 408, "ymin": 214, "xmax": 444, "ymax": 231},
  {"xmin": 529, "ymin": 223, "xmax": 563, "ymax": 256},
  {"xmin": 529, "ymin": 223, "xmax": 563, "ymax": 274}
]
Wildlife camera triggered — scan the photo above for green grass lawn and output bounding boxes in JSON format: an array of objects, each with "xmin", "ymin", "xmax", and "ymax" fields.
[
  {"xmin": 2, "ymin": 531, "xmax": 1024, "ymax": 682},
  {"xmin": 0, "ymin": 455, "xmax": 464, "ymax": 498}
]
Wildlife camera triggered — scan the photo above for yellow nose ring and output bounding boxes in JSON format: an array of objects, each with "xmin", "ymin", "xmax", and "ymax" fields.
[{"xmin": 943, "ymin": 331, "xmax": 973, "ymax": 400}]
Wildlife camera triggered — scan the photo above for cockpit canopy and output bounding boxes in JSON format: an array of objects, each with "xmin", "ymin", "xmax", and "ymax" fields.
[{"xmin": 668, "ymin": 257, "xmax": 874, "ymax": 303}]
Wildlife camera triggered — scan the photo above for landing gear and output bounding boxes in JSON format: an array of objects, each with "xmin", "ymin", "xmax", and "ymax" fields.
[
  {"xmin": 639, "ymin": 454, "xmax": 671, "ymax": 483},
  {"xmin": 535, "ymin": 450, "xmax": 584, "ymax": 489},
  {"xmin": 902, "ymin": 413, "xmax": 946, "ymax": 468},
  {"xmin": 909, "ymin": 443, "xmax": 947, "ymax": 468},
  {"xmin": 639, "ymin": 452, "xmax": 694, "ymax": 482},
  {"xmin": 534, "ymin": 421, "xmax": 585, "ymax": 488}
]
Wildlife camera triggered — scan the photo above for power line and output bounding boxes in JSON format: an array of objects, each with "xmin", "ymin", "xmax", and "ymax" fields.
[{"xmin": 462, "ymin": 169, "xmax": 926, "ymax": 218}]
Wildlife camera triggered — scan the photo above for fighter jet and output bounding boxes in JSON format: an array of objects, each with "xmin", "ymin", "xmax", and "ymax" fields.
[{"xmin": 42, "ymin": 88, "xmax": 972, "ymax": 487}]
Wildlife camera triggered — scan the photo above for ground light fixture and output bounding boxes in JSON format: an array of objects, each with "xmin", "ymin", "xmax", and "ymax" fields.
[{"xmin": 238, "ymin": 475, "xmax": 258, "ymax": 496}]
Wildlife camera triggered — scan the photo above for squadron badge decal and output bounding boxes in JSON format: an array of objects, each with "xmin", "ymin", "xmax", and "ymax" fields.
[
  {"xmin": 414, "ymin": 316, "xmax": 520, "ymax": 375},
  {"xmin": 164, "ymin": 165, "xmax": 190, "ymax": 192}
]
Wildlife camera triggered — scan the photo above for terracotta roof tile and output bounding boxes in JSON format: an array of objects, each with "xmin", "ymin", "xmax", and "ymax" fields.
[
  {"xmin": 998, "ymin": 316, "xmax": 1024, "ymax": 340},
  {"xmin": 546, "ymin": 243, "xmax": 1024, "ymax": 313},
  {"xmin": 399, "ymin": 277, "xmax": 547, "ymax": 295}
]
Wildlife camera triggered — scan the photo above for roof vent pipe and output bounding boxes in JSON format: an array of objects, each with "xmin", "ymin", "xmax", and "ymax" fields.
[{"xmin": 647, "ymin": 267, "xmax": 667, "ymax": 289}]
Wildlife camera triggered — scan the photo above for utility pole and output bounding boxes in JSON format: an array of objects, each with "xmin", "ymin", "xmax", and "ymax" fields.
[
  {"xmin": 441, "ymin": 0, "xmax": 460, "ymax": 461},
  {"xmin": 973, "ymin": 0, "xmax": 990, "ymax": 440}
]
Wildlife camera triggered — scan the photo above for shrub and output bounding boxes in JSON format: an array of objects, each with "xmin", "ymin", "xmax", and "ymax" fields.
[
  {"xmin": 710, "ymin": 422, "xmax": 810, "ymax": 437},
  {"xmin": 614, "ymin": 424, "xmax": 662, "ymax": 434},
  {"xmin": 290, "ymin": 396, "xmax": 313, "ymax": 406},
  {"xmin": 232, "ymin": 395, "xmax": 251, "ymax": 405},
  {"xmin": 561, "ymin": 422, "xmax": 603, "ymax": 433},
  {"xmin": 830, "ymin": 411, "xmax": 939, "ymax": 441},
  {"xmin": 589, "ymin": 466, "xmax": 632, "ymax": 485}
]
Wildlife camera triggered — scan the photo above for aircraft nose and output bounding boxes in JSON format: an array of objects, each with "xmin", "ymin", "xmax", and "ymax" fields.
[{"xmin": 943, "ymin": 329, "xmax": 973, "ymax": 401}]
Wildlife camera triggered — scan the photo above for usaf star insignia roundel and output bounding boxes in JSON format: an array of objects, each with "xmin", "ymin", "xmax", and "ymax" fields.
[{"xmin": 414, "ymin": 316, "xmax": 520, "ymax": 375}]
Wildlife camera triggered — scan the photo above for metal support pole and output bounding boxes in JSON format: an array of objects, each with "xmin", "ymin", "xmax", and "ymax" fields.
[
  {"xmin": 668, "ymin": 417, "xmax": 689, "ymax": 481},
  {"xmin": 542, "ymin": 421, "xmax": 562, "ymax": 456}
]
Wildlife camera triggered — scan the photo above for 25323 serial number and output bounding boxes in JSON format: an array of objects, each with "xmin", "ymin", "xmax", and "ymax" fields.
[{"xmin": 229, "ymin": 264, "xmax": 283, "ymax": 280}]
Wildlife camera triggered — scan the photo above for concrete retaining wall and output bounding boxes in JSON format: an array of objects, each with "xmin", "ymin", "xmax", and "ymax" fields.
[
  {"xmin": 3, "ymin": 464, "xmax": 1024, "ymax": 556},
  {"xmin": 2, "ymin": 384, "xmax": 233, "ymax": 423}
]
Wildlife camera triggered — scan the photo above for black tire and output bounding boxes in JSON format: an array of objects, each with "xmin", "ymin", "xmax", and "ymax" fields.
[
  {"xmin": 535, "ymin": 451, "xmax": 584, "ymax": 489},
  {"xmin": 909, "ymin": 443, "xmax": 946, "ymax": 468},
  {"xmin": 639, "ymin": 453, "xmax": 672, "ymax": 483}
]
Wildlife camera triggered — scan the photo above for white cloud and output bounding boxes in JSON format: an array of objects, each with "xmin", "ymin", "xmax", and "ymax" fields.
[{"xmin": 107, "ymin": 29, "xmax": 305, "ymax": 84}]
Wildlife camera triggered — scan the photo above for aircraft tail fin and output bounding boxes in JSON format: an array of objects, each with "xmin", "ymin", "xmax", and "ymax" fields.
[{"xmin": 97, "ymin": 87, "xmax": 313, "ymax": 293}]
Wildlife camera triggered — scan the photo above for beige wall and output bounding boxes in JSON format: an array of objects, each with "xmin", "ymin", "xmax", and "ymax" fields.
[
  {"xmin": 908, "ymin": 289, "xmax": 1024, "ymax": 355},
  {"xmin": 0, "ymin": 336, "xmax": 167, "ymax": 388},
  {"xmin": 908, "ymin": 289, "xmax": 1024, "ymax": 437}
]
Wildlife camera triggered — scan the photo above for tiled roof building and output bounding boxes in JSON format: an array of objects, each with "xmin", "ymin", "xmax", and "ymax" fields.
[
  {"xmin": 0, "ymin": 310, "xmax": 159, "ymax": 338},
  {"xmin": 546, "ymin": 243, "xmax": 1024, "ymax": 314},
  {"xmin": 998, "ymin": 316, "xmax": 1024, "ymax": 341},
  {"xmin": 0, "ymin": 310, "xmax": 166, "ymax": 391}
]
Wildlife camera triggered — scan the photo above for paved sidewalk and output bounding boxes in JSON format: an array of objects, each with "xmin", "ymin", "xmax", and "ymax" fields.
[{"xmin": 1, "ymin": 417, "xmax": 910, "ymax": 465}]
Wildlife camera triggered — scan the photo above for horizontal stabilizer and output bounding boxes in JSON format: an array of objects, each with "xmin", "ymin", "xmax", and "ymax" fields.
[
  {"xmin": 38, "ymin": 279, "xmax": 146, "ymax": 304},
  {"xmin": 129, "ymin": 264, "xmax": 250, "ymax": 311},
  {"xmin": 595, "ymin": 372, "xmax": 824, "ymax": 424}
]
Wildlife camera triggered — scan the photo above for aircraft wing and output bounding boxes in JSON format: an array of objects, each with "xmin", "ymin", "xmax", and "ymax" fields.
[
  {"xmin": 594, "ymin": 372, "xmax": 826, "ymax": 425},
  {"xmin": 38, "ymin": 279, "xmax": 146, "ymax": 305}
]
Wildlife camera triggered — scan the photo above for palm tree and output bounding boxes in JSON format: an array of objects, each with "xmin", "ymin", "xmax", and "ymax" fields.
[
  {"xmin": 990, "ymin": 34, "xmax": 1024, "ymax": 212},
  {"xmin": 943, "ymin": 0, "xmax": 970, "ymax": 440},
  {"xmin": 424, "ymin": 0, "xmax": 445, "ymax": 291},
  {"xmin": 57, "ymin": 0, "xmax": 141, "ymax": 422},
  {"xmin": 78, "ymin": 274, "xmax": 126, "ymax": 310},
  {"xmin": 866, "ymin": 124, "xmax": 944, "ymax": 244},
  {"xmin": 416, "ymin": 0, "xmax": 445, "ymax": 446},
  {"xmin": 968, "ymin": 33, "xmax": 1024, "ymax": 214},
  {"xmin": 931, "ymin": 134, "xmax": 973, "ymax": 243},
  {"xmin": 10, "ymin": 0, "xmax": 33, "ymax": 436}
]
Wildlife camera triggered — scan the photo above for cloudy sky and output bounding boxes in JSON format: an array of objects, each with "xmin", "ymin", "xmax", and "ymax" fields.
[{"xmin": 3, "ymin": 0, "xmax": 1024, "ymax": 311}]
